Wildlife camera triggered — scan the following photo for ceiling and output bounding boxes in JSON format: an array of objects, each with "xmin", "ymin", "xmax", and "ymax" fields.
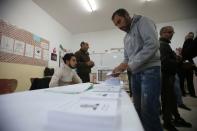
[{"xmin": 33, "ymin": 0, "xmax": 197, "ymax": 34}]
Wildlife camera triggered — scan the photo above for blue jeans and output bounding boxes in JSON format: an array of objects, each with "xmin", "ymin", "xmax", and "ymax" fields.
[{"xmin": 131, "ymin": 66, "xmax": 163, "ymax": 131}]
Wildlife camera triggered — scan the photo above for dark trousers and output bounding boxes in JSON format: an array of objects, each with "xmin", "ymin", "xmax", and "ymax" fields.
[
  {"xmin": 127, "ymin": 70, "xmax": 132, "ymax": 97},
  {"xmin": 178, "ymin": 67, "xmax": 195, "ymax": 96},
  {"xmin": 161, "ymin": 74, "xmax": 180, "ymax": 124},
  {"xmin": 78, "ymin": 73, "xmax": 90, "ymax": 83}
]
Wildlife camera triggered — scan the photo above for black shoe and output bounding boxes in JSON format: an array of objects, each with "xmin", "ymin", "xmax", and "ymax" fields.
[
  {"xmin": 173, "ymin": 117, "xmax": 192, "ymax": 127},
  {"xmin": 163, "ymin": 123, "xmax": 179, "ymax": 131},
  {"xmin": 190, "ymin": 95, "xmax": 197, "ymax": 98},
  {"xmin": 178, "ymin": 104, "xmax": 191, "ymax": 111}
]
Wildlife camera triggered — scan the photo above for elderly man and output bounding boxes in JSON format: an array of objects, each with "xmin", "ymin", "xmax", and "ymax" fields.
[{"xmin": 159, "ymin": 26, "xmax": 192, "ymax": 131}]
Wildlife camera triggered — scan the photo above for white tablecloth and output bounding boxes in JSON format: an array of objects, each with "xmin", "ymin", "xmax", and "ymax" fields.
[{"xmin": 0, "ymin": 84, "xmax": 143, "ymax": 131}]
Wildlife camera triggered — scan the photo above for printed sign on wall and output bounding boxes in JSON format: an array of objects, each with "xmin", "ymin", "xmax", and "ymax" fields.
[{"xmin": 0, "ymin": 20, "xmax": 50, "ymax": 66}]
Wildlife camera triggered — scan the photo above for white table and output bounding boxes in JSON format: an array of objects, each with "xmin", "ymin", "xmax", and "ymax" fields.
[{"xmin": 0, "ymin": 84, "xmax": 144, "ymax": 131}]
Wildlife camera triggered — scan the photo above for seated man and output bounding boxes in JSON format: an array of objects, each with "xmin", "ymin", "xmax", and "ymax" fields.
[{"xmin": 49, "ymin": 53, "xmax": 82, "ymax": 87}]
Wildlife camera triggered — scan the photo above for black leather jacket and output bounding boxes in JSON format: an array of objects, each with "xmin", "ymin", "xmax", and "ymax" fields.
[{"xmin": 159, "ymin": 38, "xmax": 178, "ymax": 75}]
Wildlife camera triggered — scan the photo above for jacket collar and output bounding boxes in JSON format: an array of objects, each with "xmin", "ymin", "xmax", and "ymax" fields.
[
  {"xmin": 159, "ymin": 37, "xmax": 171, "ymax": 44},
  {"xmin": 80, "ymin": 49, "xmax": 89, "ymax": 55},
  {"xmin": 129, "ymin": 14, "xmax": 142, "ymax": 31}
]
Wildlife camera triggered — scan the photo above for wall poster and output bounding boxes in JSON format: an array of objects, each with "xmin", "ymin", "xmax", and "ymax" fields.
[{"xmin": 0, "ymin": 19, "xmax": 50, "ymax": 66}]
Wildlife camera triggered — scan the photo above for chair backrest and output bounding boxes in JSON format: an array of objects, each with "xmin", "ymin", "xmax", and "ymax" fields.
[
  {"xmin": 0, "ymin": 79, "xmax": 17, "ymax": 94},
  {"xmin": 30, "ymin": 77, "xmax": 51, "ymax": 90},
  {"xmin": 44, "ymin": 67, "xmax": 54, "ymax": 77}
]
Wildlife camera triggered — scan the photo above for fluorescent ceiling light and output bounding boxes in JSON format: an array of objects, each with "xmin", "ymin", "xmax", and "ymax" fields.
[{"xmin": 81, "ymin": 0, "xmax": 97, "ymax": 12}]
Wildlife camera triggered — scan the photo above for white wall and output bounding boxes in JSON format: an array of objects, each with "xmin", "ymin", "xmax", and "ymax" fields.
[
  {"xmin": 71, "ymin": 18, "xmax": 197, "ymax": 71},
  {"xmin": 0, "ymin": 0, "xmax": 197, "ymax": 88},
  {"xmin": 2, "ymin": 1, "xmax": 196, "ymax": 69},
  {"xmin": 71, "ymin": 29, "xmax": 126, "ymax": 73},
  {"xmin": 0, "ymin": 0, "xmax": 71, "ymax": 68},
  {"xmin": 0, "ymin": 0, "xmax": 72, "ymax": 91},
  {"xmin": 157, "ymin": 19, "xmax": 197, "ymax": 50},
  {"xmin": 71, "ymin": 18, "xmax": 197, "ymax": 52},
  {"xmin": 71, "ymin": 29, "xmax": 126, "ymax": 53}
]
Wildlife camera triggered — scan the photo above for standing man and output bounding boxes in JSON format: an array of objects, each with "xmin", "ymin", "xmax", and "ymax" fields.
[
  {"xmin": 181, "ymin": 32, "xmax": 197, "ymax": 97},
  {"xmin": 49, "ymin": 53, "xmax": 82, "ymax": 87},
  {"xmin": 111, "ymin": 9, "xmax": 162, "ymax": 131},
  {"xmin": 159, "ymin": 26, "xmax": 192, "ymax": 131},
  {"xmin": 75, "ymin": 41, "xmax": 94, "ymax": 83}
]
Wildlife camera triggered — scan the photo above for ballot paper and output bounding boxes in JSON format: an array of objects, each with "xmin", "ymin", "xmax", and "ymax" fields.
[
  {"xmin": 106, "ymin": 71, "xmax": 121, "ymax": 76},
  {"xmin": 81, "ymin": 91, "xmax": 120, "ymax": 100},
  {"xmin": 103, "ymin": 77, "xmax": 121, "ymax": 86},
  {"xmin": 91, "ymin": 84, "xmax": 121, "ymax": 93},
  {"xmin": 45, "ymin": 83, "xmax": 93, "ymax": 94},
  {"xmin": 46, "ymin": 99, "xmax": 120, "ymax": 131}
]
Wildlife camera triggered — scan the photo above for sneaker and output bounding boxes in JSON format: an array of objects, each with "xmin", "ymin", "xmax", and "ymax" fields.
[
  {"xmin": 163, "ymin": 123, "xmax": 179, "ymax": 131},
  {"xmin": 178, "ymin": 104, "xmax": 191, "ymax": 111},
  {"xmin": 173, "ymin": 117, "xmax": 192, "ymax": 127}
]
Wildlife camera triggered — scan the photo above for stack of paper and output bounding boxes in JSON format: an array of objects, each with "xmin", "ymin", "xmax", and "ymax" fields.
[
  {"xmin": 81, "ymin": 91, "xmax": 120, "ymax": 100},
  {"xmin": 103, "ymin": 77, "xmax": 121, "ymax": 86},
  {"xmin": 45, "ymin": 83, "xmax": 93, "ymax": 94},
  {"xmin": 45, "ymin": 99, "xmax": 120, "ymax": 131},
  {"xmin": 91, "ymin": 84, "xmax": 122, "ymax": 93}
]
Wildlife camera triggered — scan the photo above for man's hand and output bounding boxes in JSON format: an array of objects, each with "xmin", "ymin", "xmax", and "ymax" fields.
[
  {"xmin": 86, "ymin": 61, "xmax": 94, "ymax": 67},
  {"xmin": 89, "ymin": 60, "xmax": 95, "ymax": 67},
  {"xmin": 112, "ymin": 63, "xmax": 128, "ymax": 77}
]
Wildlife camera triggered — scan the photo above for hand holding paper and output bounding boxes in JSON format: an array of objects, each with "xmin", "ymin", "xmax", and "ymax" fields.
[
  {"xmin": 106, "ymin": 71, "xmax": 121, "ymax": 77},
  {"xmin": 111, "ymin": 63, "xmax": 128, "ymax": 77}
]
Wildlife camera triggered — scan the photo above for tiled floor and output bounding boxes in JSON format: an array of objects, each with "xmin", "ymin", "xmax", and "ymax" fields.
[
  {"xmin": 160, "ymin": 96, "xmax": 197, "ymax": 131},
  {"xmin": 129, "ymin": 95, "xmax": 197, "ymax": 131},
  {"xmin": 173, "ymin": 96, "xmax": 197, "ymax": 131}
]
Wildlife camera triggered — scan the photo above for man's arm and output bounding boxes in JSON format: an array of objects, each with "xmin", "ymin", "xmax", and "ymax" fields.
[
  {"xmin": 112, "ymin": 63, "xmax": 128, "ymax": 77},
  {"xmin": 129, "ymin": 17, "xmax": 159, "ymax": 71},
  {"xmin": 72, "ymin": 71, "xmax": 82, "ymax": 84},
  {"xmin": 49, "ymin": 68, "xmax": 61, "ymax": 87},
  {"xmin": 75, "ymin": 51, "xmax": 94, "ymax": 68},
  {"xmin": 75, "ymin": 51, "xmax": 88, "ymax": 68},
  {"xmin": 160, "ymin": 44, "xmax": 177, "ymax": 71}
]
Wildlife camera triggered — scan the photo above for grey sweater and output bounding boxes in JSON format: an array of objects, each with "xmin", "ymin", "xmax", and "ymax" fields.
[{"xmin": 123, "ymin": 15, "xmax": 161, "ymax": 73}]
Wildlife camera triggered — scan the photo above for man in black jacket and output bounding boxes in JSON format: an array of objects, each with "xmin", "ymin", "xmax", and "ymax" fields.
[
  {"xmin": 192, "ymin": 36, "xmax": 197, "ymax": 58},
  {"xmin": 75, "ymin": 41, "xmax": 94, "ymax": 82},
  {"xmin": 159, "ymin": 26, "xmax": 192, "ymax": 131},
  {"xmin": 180, "ymin": 32, "xmax": 197, "ymax": 97}
]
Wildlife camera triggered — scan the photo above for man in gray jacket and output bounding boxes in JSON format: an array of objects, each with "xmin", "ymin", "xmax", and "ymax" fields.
[{"xmin": 111, "ymin": 9, "xmax": 162, "ymax": 131}]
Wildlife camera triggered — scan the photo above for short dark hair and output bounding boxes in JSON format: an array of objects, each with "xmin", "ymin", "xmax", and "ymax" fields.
[
  {"xmin": 111, "ymin": 8, "xmax": 129, "ymax": 20},
  {"xmin": 159, "ymin": 26, "xmax": 173, "ymax": 35},
  {"xmin": 80, "ymin": 41, "xmax": 85, "ymax": 47},
  {"xmin": 188, "ymin": 32, "xmax": 194, "ymax": 35},
  {"xmin": 63, "ymin": 53, "xmax": 75, "ymax": 64}
]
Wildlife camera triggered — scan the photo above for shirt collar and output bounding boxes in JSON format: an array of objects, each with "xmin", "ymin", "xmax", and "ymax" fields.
[{"xmin": 63, "ymin": 64, "xmax": 71, "ymax": 70}]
